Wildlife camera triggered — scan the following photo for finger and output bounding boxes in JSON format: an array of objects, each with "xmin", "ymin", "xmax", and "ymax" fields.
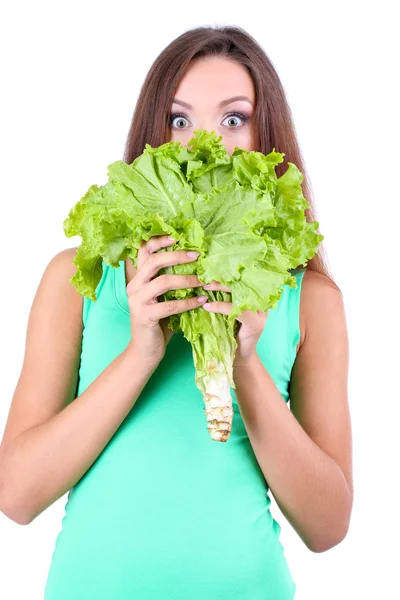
[
  {"xmin": 149, "ymin": 294, "xmax": 208, "ymax": 321},
  {"xmin": 203, "ymin": 302, "xmax": 259, "ymax": 325},
  {"xmin": 142, "ymin": 273, "xmax": 204, "ymax": 304},
  {"xmin": 203, "ymin": 280, "xmax": 231, "ymax": 292},
  {"xmin": 130, "ymin": 248, "xmax": 200, "ymax": 291},
  {"xmin": 203, "ymin": 300, "xmax": 233, "ymax": 316},
  {"xmin": 137, "ymin": 234, "xmax": 176, "ymax": 271}
]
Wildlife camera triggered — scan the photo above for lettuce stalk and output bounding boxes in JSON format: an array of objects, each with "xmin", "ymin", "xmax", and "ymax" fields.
[{"xmin": 63, "ymin": 129, "xmax": 323, "ymax": 442}]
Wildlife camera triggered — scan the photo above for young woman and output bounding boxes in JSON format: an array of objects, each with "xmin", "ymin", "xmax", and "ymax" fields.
[{"xmin": 0, "ymin": 25, "xmax": 353, "ymax": 599}]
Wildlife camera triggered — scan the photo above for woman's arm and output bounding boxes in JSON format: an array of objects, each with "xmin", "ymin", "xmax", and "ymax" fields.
[
  {"xmin": 232, "ymin": 270, "xmax": 353, "ymax": 553},
  {"xmin": 0, "ymin": 249, "xmax": 156, "ymax": 526},
  {"xmin": 0, "ymin": 344, "xmax": 154, "ymax": 526}
]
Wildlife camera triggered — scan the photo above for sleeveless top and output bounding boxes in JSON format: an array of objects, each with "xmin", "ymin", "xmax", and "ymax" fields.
[{"xmin": 44, "ymin": 261, "xmax": 306, "ymax": 600}]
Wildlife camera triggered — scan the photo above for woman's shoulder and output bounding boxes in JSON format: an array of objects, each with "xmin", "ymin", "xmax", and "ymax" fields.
[
  {"xmin": 50, "ymin": 246, "xmax": 79, "ymax": 267},
  {"xmin": 298, "ymin": 269, "xmax": 344, "ymax": 352}
]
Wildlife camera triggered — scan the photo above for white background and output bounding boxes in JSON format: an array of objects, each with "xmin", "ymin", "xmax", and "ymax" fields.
[{"xmin": 1, "ymin": 1, "xmax": 399, "ymax": 598}]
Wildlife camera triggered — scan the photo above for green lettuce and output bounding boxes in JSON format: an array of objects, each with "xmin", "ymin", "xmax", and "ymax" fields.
[{"xmin": 63, "ymin": 129, "xmax": 323, "ymax": 442}]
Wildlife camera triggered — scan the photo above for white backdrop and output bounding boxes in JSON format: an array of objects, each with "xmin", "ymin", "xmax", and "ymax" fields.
[{"xmin": 1, "ymin": 1, "xmax": 399, "ymax": 598}]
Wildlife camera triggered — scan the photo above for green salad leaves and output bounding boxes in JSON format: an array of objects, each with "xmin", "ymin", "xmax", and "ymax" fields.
[{"xmin": 64, "ymin": 129, "xmax": 323, "ymax": 442}]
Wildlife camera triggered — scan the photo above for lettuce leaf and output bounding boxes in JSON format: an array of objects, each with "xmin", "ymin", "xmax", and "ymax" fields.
[{"xmin": 64, "ymin": 129, "xmax": 323, "ymax": 442}]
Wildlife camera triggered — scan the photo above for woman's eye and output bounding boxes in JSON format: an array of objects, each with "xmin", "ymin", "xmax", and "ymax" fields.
[
  {"xmin": 170, "ymin": 114, "xmax": 190, "ymax": 129},
  {"xmin": 222, "ymin": 113, "xmax": 249, "ymax": 128}
]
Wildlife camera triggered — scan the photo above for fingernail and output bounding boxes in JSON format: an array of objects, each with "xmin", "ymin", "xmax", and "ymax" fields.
[
  {"xmin": 197, "ymin": 295, "xmax": 207, "ymax": 303},
  {"xmin": 187, "ymin": 251, "xmax": 200, "ymax": 258},
  {"xmin": 168, "ymin": 236, "xmax": 176, "ymax": 241},
  {"xmin": 203, "ymin": 303, "xmax": 211, "ymax": 309},
  {"xmin": 203, "ymin": 283, "xmax": 211, "ymax": 289}
]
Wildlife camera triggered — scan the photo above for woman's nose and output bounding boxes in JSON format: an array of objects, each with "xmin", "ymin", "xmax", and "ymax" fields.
[{"xmin": 197, "ymin": 122, "xmax": 216, "ymax": 135}]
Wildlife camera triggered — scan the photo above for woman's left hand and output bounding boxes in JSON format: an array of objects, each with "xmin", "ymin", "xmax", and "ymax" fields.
[{"xmin": 202, "ymin": 280, "xmax": 269, "ymax": 366}]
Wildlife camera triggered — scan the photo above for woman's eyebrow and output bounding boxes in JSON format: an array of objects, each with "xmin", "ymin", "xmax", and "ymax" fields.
[{"xmin": 172, "ymin": 96, "xmax": 254, "ymax": 109}]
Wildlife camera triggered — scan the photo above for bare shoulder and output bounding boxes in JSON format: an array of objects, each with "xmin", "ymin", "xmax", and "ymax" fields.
[
  {"xmin": 297, "ymin": 269, "xmax": 345, "ymax": 352},
  {"xmin": 33, "ymin": 246, "xmax": 84, "ymax": 331},
  {"xmin": 301, "ymin": 268, "xmax": 341, "ymax": 295},
  {"xmin": 46, "ymin": 246, "xmax": 81, "ymax": 281},
  {"xmin": 40, "ymin": 246, "xmax": 84, "ymax": 317}
]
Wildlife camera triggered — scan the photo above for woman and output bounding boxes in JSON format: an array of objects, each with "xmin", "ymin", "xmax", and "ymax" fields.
[{"xmin": 0, "ymin": 25, "xmax": 353, "ymax": 599}]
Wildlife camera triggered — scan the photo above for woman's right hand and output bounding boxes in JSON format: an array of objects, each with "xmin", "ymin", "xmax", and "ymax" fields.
[{"xmin": 125, "ymin": 234, "xmax": 207, "ymax": 368}]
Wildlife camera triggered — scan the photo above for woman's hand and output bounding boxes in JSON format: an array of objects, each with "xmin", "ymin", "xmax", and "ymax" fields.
[
  {"xmin": 202, "ymin": 280, "xmax": 269, "ymax": 366},
  {"xmin": 126, "ymin": 235, "xmax": 207, "ymax": 369}
]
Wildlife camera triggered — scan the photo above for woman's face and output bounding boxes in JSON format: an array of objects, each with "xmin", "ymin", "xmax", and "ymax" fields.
[{"xmin": 167, "ymin": 57, "xmax": 256, "ymax": 154}]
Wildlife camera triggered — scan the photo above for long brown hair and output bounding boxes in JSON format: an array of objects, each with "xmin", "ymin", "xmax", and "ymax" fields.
[{"xmin": 123, "ymin": 25, "xmax": 338, "ymax": 290}]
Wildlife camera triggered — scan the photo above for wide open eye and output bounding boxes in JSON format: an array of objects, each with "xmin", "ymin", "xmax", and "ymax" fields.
[
  {"xmin": 170, "ymin": 113, "xmax": 191, "ymax": 129},
  {"xmin": 221, "ymin": 112, "xmax": 250, "ymax": 127}
]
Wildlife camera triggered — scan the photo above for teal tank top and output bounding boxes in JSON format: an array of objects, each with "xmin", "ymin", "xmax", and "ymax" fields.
[{"xmin": 44, "ymin": 261, "xmax": 305, "ymax": 600}]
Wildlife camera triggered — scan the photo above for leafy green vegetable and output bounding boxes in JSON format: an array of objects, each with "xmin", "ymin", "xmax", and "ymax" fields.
[{"xmin": 64, "ymin": 129, "xmax": 323, "ymax": 442}]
